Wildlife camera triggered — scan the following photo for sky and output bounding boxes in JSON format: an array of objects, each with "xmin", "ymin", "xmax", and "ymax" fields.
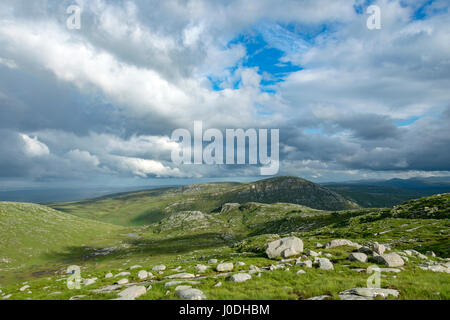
[{"xmin": 0, "ymin": 0, "xmax": 449, "ymax": 189}]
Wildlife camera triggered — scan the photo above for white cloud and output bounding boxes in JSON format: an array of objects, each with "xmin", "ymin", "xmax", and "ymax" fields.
[{"xmin": 20, "ymin": 134, "xmax": 50, "ymax": 157}]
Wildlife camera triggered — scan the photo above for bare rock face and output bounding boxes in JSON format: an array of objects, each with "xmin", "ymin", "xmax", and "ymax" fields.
[
  {"xmin": 373, "ymin": 253, "xmax": 405, "ymax": 267},
  {"xmin": 266, "ymin": 237, "xmax": 304, "ymax": 259}
]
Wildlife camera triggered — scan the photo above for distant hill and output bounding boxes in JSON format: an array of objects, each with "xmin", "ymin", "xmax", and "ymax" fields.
[
  {"xmin": 50, "ymin": 176, "xmax": 359, "ymax": 226},
  {"xmin": 324, "ymin": 176, "xmax": 450, "ymax": 208}
]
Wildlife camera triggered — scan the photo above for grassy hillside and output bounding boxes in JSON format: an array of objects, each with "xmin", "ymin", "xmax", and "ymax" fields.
[
  {"xmin": 0, "ymin": 194, "xmax": 448, "ymax": 300},
  {"xmin": 50, "ymin": 177, "xmax": 358, "ymax": 226},
  {"xmin": 0, "ymin": 202, "xmax": 122, "ymax": 283}
]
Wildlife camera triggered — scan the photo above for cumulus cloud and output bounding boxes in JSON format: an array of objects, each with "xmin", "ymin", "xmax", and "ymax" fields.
[{"xmin": 0, "ymin": 0, "xmax": 449, "ymax": 185}]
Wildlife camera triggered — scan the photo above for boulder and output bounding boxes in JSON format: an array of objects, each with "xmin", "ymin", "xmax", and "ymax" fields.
[
  {"xmin": 137, "ymin": 270, "xmax": 148, "ymax": 280},
  {"xmin": 370, "ymin": 242, "xmax": 386, "ymax": 255},
  {"xmin": 116, "ymin": 279, "xmax": 129, "ymax": 285},
  {"xmin": 296, "ymin": 260, "xmax": 312, "ymax": 268},
  {"xmin": 115, "ymin": 272, "xmax": 131, "ymax": 277},
  {"xmin": 316, "ymin": 258, "xmax": 334, "ymax": 270},
  {"xmin": 116, "ymin": 286, "xmax": 146, "ymax": 300},
  {"xmin": 152, "ymin": 265, "xmax": 166, "ymax": 271},
  {"xmin": 216, "ymin": 263, "xmax": 234, "ymax": 272},
  {"xmin": 266, "ymin": 237, "xmax": 304, "ymax": 259},
  {"xmin": 339, "ymin": 288, "xmax": 399, "ymax": 299},
  {"xmin": 195, "ymin": 264, "xmax": 209, "ymax": 273},
  {"xmin": 373, "ymin": 253, "xmax": 405, "ymax": 267},
  {"xmin": 167, "ymin": 273, "xmax": 195, "ymax": 279},
  {"xmin": 324, "ymin": 239, "xmax": 361, "ymax": 249},
  {"xmin": 348, "ymin": 252, "xmax": 368, "ymax": 263},
  {"xmin": 228, "ymin": 273, "xmax": 252, "ymax": 283},
  {"xmin": 306, "ymin": 250, "xmax": 319, "ymax": 257},
  {"xmin": 426, "ymin": 251, "xmax": 436, "ymax": 257},
  {"xmin": 176, "ymin": 288, "xmax": 206, "ymax": 300}
]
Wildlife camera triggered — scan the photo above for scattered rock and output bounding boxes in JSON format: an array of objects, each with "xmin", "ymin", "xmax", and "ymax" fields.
[
  {"xmin": 115, "ymin": 272, "xmax": 131, "ymax": 277},
  {"xmin": 339, "ymin": 288, "xmax": 400, "ymax": 299},
  {"xmin": 370, "ymin": 242, "xmax": 386, "ymax": 255},
  {"xmin": 195, "ymin": 264, "xmax": 209, "ymax": 273},
  {"xmin": 348, "ymin": 252, "xmax": 368, "ymax": 263},
  {"xmin": 316, "ymin": 258, "xmax": 334, "ymax": 270},
  {"xmin": 167, "ymin": 273, "xmax": 196, "ymax": 279},
  {"xmin": 105, "ymin": 272, "xmax": 113, "ymax": 279},
  {"xmin": 315, "ymin": 242, "xmax": 323, "ymax": 248},
  {"xmin": 129, "ymin": 265, "xmax": 142, "ymax": 270},
  {"xmin": 19, "ymin": 285, "xmax": 30, "ymax": 292},
  {"xmin": 116, "ymin": 286, "xmax": 146, "ymax": 300},
  {"xmin": 214, "ymin": 282, "xmax": 222, "ymax": 287},
  {"xmin": 208, "ymin": 259, "xmax": 218, "ymax": 264},
  {"xmin": 235, "ymin": 261, "xmax": 246, "ymax": 266},
  {"xmin": 92, "ymin": 285, "xmax": 122, "ymax": 294},
  {"xmin": 175, "ymin": 285, "xmax": 192, "ymax": 291},
  {"xmin": 296, "ymin": 260, "xmax": 312, "ymax": 268},
  {"xmin": 306, "ymin": 250, "xmax": 319, "ymax": 257},
  {"xmin": 296, "ymin": 270, "xmax": 306, "ymax": 274},
  {"xmin": 324, "ymin": 239, "xmax": 361, "ymax": 249},
  {"xmin": 152, "ymin": 265, "xmax": 166, "ymax": 271},
  {"xmin": 426, "ymin": 251, "xmax": 436, "ymax": 257},
  {"xmin": 137, "ymin": 270, "xmax": 149, "ymax": 280},
  {"xmin": 228, "ymin": 273, "xmax": 252, "ymax": 283},
  {"xmin": 306, "ymin": 295, "xmax": 331, "ymax": 300},
  {"xmin": 176, "ymin": 288, "xmax": 206, "ymax": 300},
  {"xmin": 216, "ymin": 263, "xmax": 234, "ymax": 272},
  {"xmin": 266, "ymin": 237, "xmax": 303, "ymax": 259},
  {"xmin": 82, "ymin": 278, "xmax": 97, "ymax": 286},
  {"xmin": 373, "ymin": 253, "xmax": 405, "ymax": 267},
  {"xmin": 116, "ymin": 279, "xmax": 129, "ymax": 285}
]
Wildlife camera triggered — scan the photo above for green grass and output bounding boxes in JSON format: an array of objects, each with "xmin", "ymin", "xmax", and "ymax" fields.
[{"xmin": 1, "ymin": 192, "xmax": 449, "ymax": 300}]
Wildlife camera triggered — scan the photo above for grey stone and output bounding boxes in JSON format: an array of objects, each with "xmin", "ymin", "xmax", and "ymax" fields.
[
  {"xmin": 324, "ymin": 239, "xmax": 361, "ymax": 249},
  {"xmin": 176, "ymin": 288, "xmax": 206, "ymax": 300},
  {"xmin": 316, "ymin": 258, "xmax": 334, "ymax": 270},
  {"xmin": 266, "ymin": 237, "xmax": 303, "ymax": 259},
  {"xmin": 152, "ymin": 265, "xmax": 166, "ymax": 271},
  {"xmin": 115, "ymin": 286, "xmax": 146, "ymax": 300},
  {"xmin": 167, "ymin": 273, "xmax": 196, "ymax": 279},
  {"xmin": 339, "ymin": 288, "xmax": 400, "ymax": 299},
  {"xmin": 229, "ymin": 273, "xmax": 252, "ymax": 283},
  {"xmin": 373, "ymin": 253, "xmax": 405, "ymax": 267},
  {"xmin": 348, "ymin": 252, "xmax": 368, "ymax": 263},
  {"xmin": 216, "ymin": 263, "xmax": 234, "ymax": 272}
]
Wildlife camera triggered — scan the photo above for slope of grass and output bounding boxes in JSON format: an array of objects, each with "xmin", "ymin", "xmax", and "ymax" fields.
[{"xmin": 0, "ymin": 202, "xmax": 122, "ymax": 284}]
